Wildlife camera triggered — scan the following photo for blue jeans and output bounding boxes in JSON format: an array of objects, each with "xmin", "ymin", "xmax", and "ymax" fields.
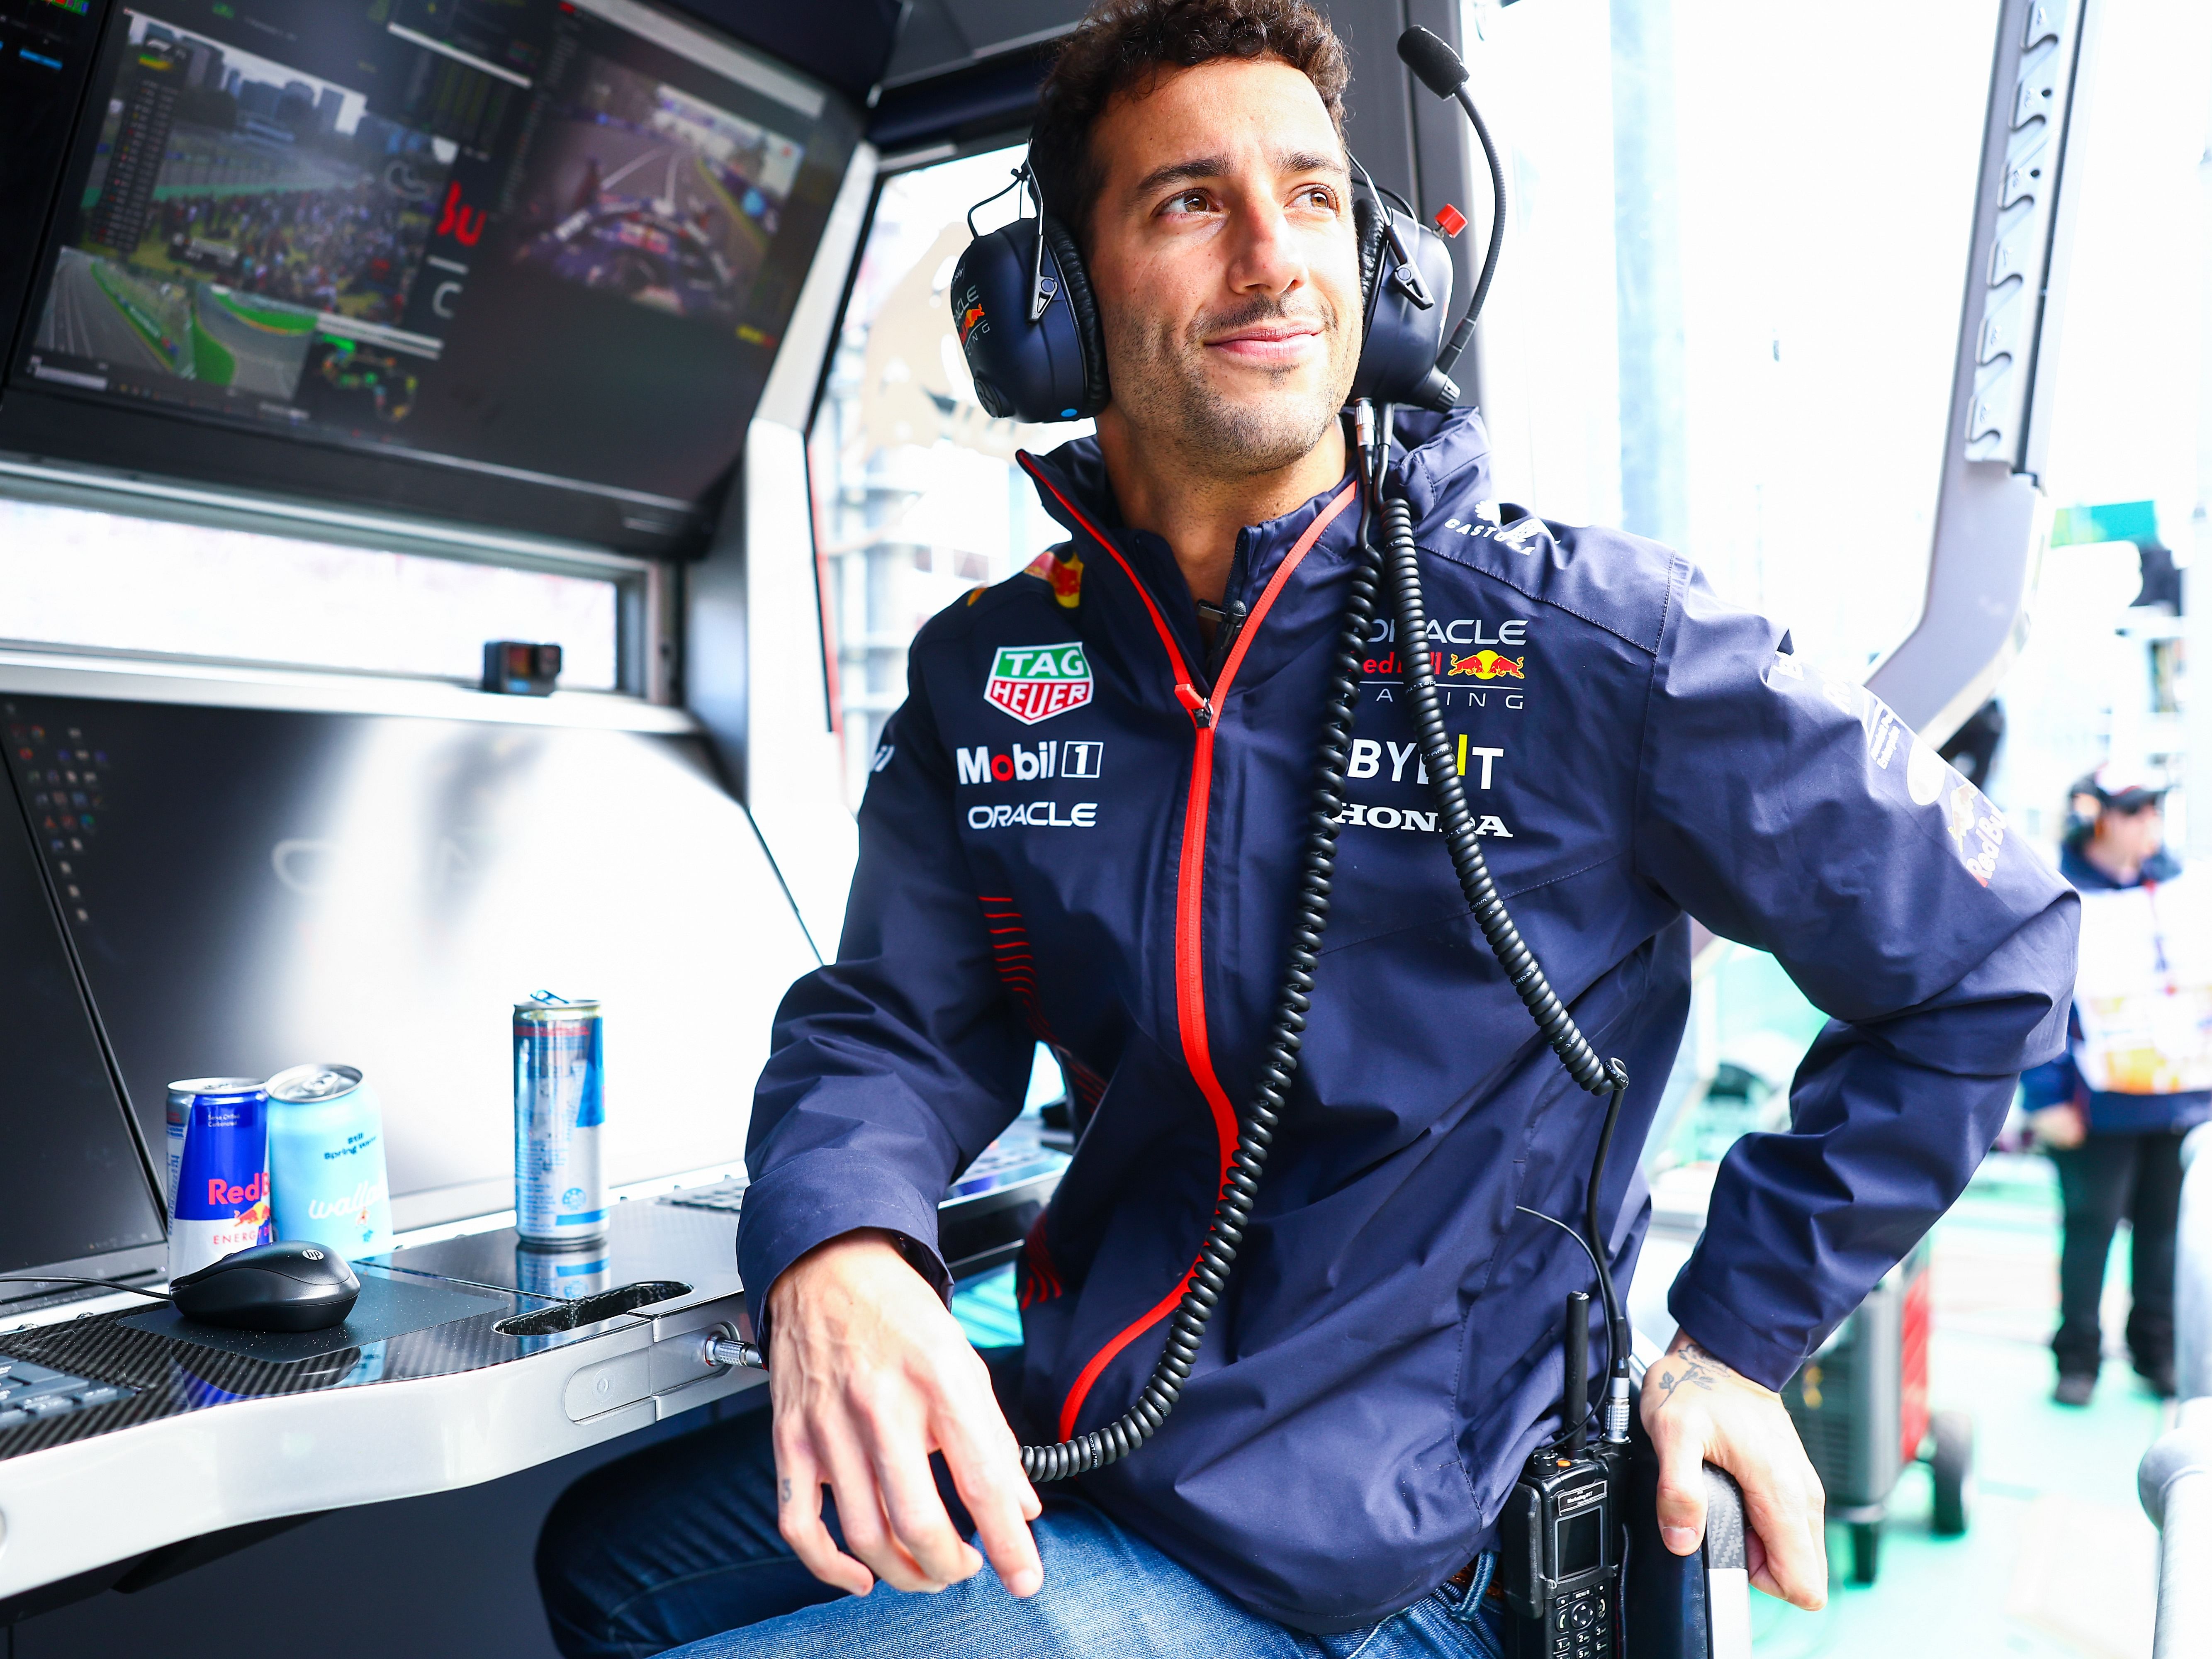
[{"xmin": 536, "ymin": 1352, "xmax": 1506, "ymax": 1659}]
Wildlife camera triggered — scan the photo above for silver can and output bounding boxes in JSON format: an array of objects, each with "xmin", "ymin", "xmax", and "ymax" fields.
[
  {"xmin": 513, "ymin": 996, "xmax": 606, "ymax": 1247},
  {"xmin": 516, "ymin": 1243, "xmax": 612, "ymax": 1301}
]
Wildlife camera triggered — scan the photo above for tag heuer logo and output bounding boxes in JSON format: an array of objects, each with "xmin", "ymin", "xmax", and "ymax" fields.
[{"xmin": 986, "ymin": 643, "xmax": 1093, "ymax": 725}]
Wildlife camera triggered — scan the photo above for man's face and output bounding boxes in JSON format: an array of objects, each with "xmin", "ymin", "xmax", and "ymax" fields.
[
  {"xmin": 1083, "ymin": 57, "xmax": 1362, "ymax": 477},
  {"xmin": 2098, "ymin": 800, "xmax": 2165, "ymax": 867}
]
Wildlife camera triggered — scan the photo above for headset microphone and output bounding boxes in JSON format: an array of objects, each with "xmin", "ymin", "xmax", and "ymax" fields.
[{"xmin": 1397, "ymin": 23, "xmax": 1467, "ymax": 98}]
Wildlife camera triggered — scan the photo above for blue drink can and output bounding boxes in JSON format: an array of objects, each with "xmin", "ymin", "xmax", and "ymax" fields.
[
  {"xmin": 267, "ymin": 1063, "xmax": 393, "ymax": 1257},
  {"xmin": 169, "ymin": 1077, "xmax": 256, "ymax": 1221},
  {"xmin": 514, "ymin": 996, "xmax": 606, "ymax": 1247},
  {"xmin": 168, "ymin": 1078, "xmax": 274, "ymax": 1278}
]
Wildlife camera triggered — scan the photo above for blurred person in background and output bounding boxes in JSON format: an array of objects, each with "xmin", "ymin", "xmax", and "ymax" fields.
[{"xmin": 2025, "ymin": 766, "xmax": 2212, "ymax": 1405}]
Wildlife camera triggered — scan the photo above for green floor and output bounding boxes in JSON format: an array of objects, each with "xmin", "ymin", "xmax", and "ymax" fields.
[{"xmin": 955, "ymin": 1155, "xmax": 2172, "ymax": 1657}]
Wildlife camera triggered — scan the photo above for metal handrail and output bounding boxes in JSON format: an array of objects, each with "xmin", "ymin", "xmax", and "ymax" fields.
[{"xmin": 2141, "ymin": 1123, "xmax": 2212, "ymax": 1658}]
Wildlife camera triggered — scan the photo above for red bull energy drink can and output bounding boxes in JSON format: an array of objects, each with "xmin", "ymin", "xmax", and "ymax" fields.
[
  {"xmin": 164, "ymin": 1075, "xmax": 262, "ymax": 1211},
  {"xmin": 168, "ymin": 1078, "xmax": 274, "ymax": 1278},
  {"xmin": 514, "ymin": 995, "xmax": 606, "ymax": 1248}
]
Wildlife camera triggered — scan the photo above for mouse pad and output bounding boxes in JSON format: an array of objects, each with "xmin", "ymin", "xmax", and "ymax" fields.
[{"xmin": 119, "ymin": 1271, "xmax": 504, "ymax": 1363}]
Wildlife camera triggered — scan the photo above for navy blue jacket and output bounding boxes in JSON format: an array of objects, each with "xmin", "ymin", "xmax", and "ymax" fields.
[
  {"xmin": 2021, "ymin": 843, "xmax": 2210, "ymax": 1135},
  {"xmin": 739, "ymin": 407, "xmax": 2076, "ymax": 1632}
]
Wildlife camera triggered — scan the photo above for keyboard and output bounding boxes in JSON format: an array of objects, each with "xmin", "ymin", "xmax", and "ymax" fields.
[{"xmin": 0, "ymin": 1356, "xmax": 137, "ymax": 1431}]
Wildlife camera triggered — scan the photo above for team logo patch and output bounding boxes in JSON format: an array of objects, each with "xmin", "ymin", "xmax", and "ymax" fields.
[
  {"xmin": 1334, "ymin": 803, "xmax": 1512, "ymax": 837},
  {"xmin": 953, "ymin": 279, "xmax": 989, "ymax": 346},
  {"xmin": 1494, "ymin": 518, "xmax": 1549, "ymax": 556},
  {"xmin": 1449, "ymin": 650, "xmax": 1525, "ymax": 680},
  {"xmin": 1023, "ymin": 546, "xmax": 1084, "ymax": 608},
  {"xmin": 1945, "ymin": 781, "xmax": 2005, "ymax": 887},
  {"xmin": 986, "ymin": 643, "xmax": 1093, "ymax": 725}
]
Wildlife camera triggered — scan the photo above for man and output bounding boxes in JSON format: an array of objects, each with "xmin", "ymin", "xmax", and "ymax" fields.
[
  {"xmin": 537, "ymin": 2, "xmax": 2076, "ymax": 1652},
  {"xmin": 2025, "ymin": 767, "xmax": 2210, "ymax": 1406}
]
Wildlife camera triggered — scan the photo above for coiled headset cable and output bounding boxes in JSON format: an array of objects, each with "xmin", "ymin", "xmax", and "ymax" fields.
[{"xmin": 1361, "ymin": 401, "xmax": 1633, "ymax": 1445}]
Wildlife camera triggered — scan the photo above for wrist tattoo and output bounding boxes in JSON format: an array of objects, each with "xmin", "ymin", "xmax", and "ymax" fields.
[
  {"xmin": 1653, "ymin": 1340, "xmax": 1728, "ymax": 1406},
  {"xmin": 780, "ymin": 1477, "xmax": 793, "ymax": 1505}
]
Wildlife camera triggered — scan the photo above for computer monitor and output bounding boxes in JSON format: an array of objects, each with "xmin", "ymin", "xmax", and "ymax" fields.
[
  {"xmin": 0, "ymin": 686, "xmax": 820, "ymax": 1235},
  {"xmin": 1, "ymin": 0, "xmax": 862, "ymax": 552}
]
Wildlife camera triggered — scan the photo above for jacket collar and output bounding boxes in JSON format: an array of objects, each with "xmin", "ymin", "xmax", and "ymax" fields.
[{"xmin": 1018, "ymin": 404, "xmax": 1497, "ymax": 598}]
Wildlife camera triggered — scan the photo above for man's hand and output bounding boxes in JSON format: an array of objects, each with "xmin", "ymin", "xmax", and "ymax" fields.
[
  {"xmin": 1641, "ymin": 1327, "xmax": 1828, "ymax": 1610},
  {"xmin": 2028, "ymin": 1103, "xmax": 2087, "ymax": 1150},
  {"xmin": 765, "ymin": 1228, "xmax": 1043, "ymax": 1600}
]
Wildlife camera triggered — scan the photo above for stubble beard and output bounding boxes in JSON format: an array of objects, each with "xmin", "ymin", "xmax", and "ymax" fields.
[{"xmin": 1110, "ymin": 294, "xmax": 1357, "ymax": 480}]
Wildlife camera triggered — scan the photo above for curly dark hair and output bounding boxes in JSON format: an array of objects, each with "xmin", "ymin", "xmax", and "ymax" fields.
[{"xmin": 1029, "ymin": 0, "xmax": 1351, "ymax": 251}]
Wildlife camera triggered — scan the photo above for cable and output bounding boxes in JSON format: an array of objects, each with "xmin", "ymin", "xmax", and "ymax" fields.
[
  {"xmin": 1377, "ymin": 465, "xmax": 1633, "ymax": 1443},
  {"xmin": 1516, "ymin": 1207, "xmax": 1605, "ymax": 1441},
  {"xmin": 1514, "ymin": 1207, "xmax": 1602, "ymax": 1289},
  {"xmin": 0, "ymin": 1276, "xmax": 168, "ymax": 1301},
  {"xmin": 1453, "ymin": 87, "xmax": 1508, "ymax": 335}
]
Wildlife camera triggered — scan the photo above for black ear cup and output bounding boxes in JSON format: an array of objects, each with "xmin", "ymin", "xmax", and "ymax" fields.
[
  {"xmin": 1352, "ymin": 188, "xmax": 1388, "ymax": 316},
  {"xmin": 949, "ymin": 215, "xmax": 1108, "ymax": 425},
  {"xmin": 1038, "ymin": 217, "xmax": 1110, "ymax": 416},
  {"xmin": 1348, "ymin": 178, "xmax": 1457, "ymax": 409}
]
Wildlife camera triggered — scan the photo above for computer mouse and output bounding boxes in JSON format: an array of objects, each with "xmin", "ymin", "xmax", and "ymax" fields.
[{"xmin": 169, "ymin": 1241, "xmax": 361, "ymax": 1333}]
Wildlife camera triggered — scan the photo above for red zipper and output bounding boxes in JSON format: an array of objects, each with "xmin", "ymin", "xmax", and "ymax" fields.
[{"xmin": 1017, "ymin": 452, "xmax": 1358, "ymax": 1438}]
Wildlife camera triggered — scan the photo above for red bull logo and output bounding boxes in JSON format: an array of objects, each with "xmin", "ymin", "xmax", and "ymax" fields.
[
  {"xmin": 1945, "ymin": 781, "xmax": 2004, "ymax": 887},
  {"xmin": 1449, "ymin": 650, "xmax": 1525, "ymax": 680},
  {"xmin": 205, "ymin": 1170, "xmax": 269, "ymax": 1211},
  {"xmin": 958, "ymin": 302, "xmax": 987, "ymax": 344},
  {"xmin": 1023, "ymin": 546, "xmax": 1084, "ymax": 608}
]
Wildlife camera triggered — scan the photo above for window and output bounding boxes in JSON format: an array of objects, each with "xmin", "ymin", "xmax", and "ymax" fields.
[
  {"xmin": 808, "ymin": 144, "xmax": 1092, "ymax": 807},
  {"xmin": 0, "ymin": 492, "xmax": 622, "ymax": 689},
  {"xmin": 1471, "ymin": 0, "xmax": 1996, "ymax": 677}
]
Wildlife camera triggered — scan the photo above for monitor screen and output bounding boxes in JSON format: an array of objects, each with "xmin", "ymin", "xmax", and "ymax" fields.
[
  {"xmin": 0, "ymin": 0, "xmax": 110, "ymax": 367},
  {"xmin": 0, "ymin": 688, "xmax": 819, "ymax": 1229},
  {"xmin": 3, "ymin": 0, "xmax": 860, "ymax": 550}
]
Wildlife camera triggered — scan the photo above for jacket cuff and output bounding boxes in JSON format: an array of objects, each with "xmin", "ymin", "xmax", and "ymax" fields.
[
  {"xmin": 736, "ymin": 1147, "xmax": 952, "ymax": 1340},
  {"xmin": 1663, "ymin": 1269, "xmax": 1807, "ymax": 1393}
]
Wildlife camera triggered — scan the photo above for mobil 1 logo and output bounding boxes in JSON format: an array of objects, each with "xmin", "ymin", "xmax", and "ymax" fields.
[{"xmin": 957, "ymin": 740, "xmax": 1103, "ymax": 785}]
